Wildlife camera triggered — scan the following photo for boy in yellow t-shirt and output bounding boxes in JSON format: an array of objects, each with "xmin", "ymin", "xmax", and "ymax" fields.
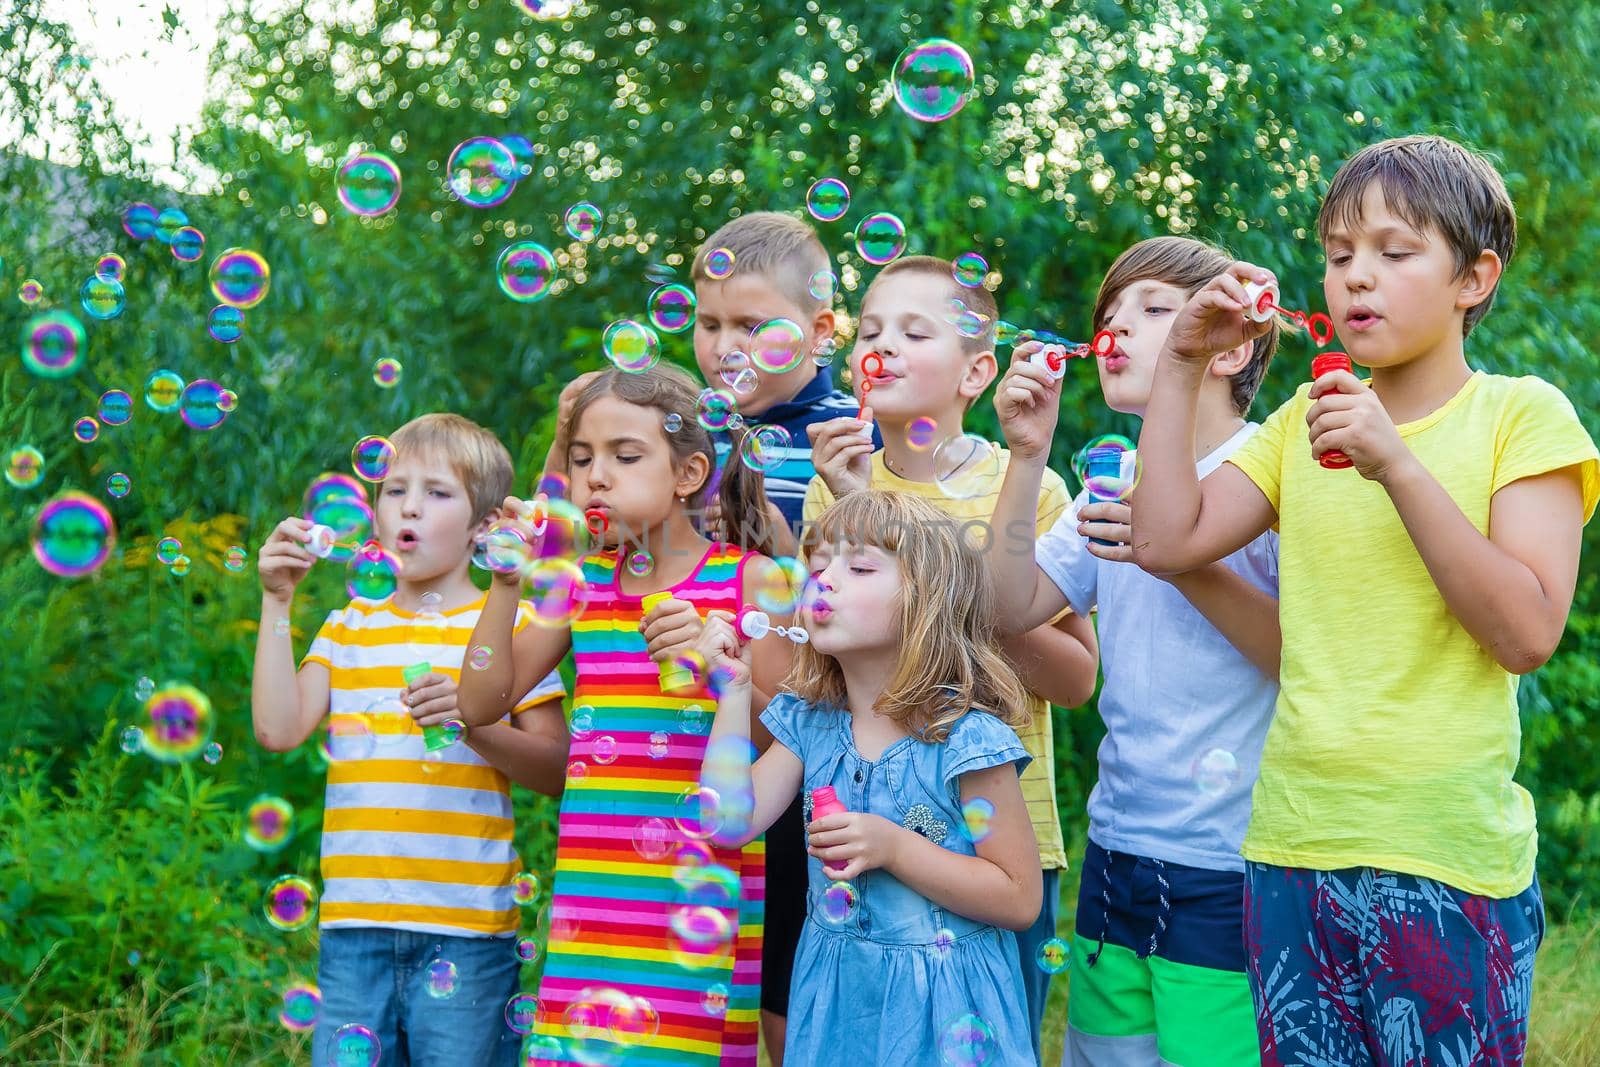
[
  {"xmin": 1134, "ymin": 135, "xmax": 1599, "ymax": 1062},
  {"xmin": 802, "ymin": 255, "xmax": 1099, "ymax": 1056}
]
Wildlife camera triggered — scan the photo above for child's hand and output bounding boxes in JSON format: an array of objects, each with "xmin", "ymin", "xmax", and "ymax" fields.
[
  {"xmin": 1164, "ymin": 262, "xmax": 1277, "ymax": 363},
  {"xmin": 404, "ymin": 672, "xmax": 461, "ymax": 727},
  {"xmin": 1077, "ymin": 500, "xmax": 1134, "ymax": 562},
  {"xmin": 806, "ymin": 810, "xmax": 904, "ymax": 881},
  {"xmin": 694, "ymin": 611, "xmax": 752, "ymax": 692},
  {"xmin": 806, "ymin": 411, "xmax": 875, "ymax": 498},
  {"xmin": 1306, "ymin": 370, "xmax": 1410, "ymax": 483},
  {"xmin": 993, "ymin": 343, "xmax": 1060, "ymax": 461},
  {"xmin": 258, "ymin": 517, "xmax": 316, "ymax": 602},
  {"xmin": 486, "ymin": 496, "xmax": 536, "ymax": 585},
  {"xmin": 641, "ymin": 597, "xmax": 705, "ymax": 663}
]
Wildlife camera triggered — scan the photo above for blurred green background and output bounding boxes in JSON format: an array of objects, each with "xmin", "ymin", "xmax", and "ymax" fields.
[{"xmin": 3, "ymin": 0, "xmax": 1598, "ymax": 1062}]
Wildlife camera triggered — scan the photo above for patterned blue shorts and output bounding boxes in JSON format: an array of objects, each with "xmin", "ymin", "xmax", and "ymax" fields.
[{"xmin": 1243, "ymin": 863, "xmax": 1544, "ymax": 1067}]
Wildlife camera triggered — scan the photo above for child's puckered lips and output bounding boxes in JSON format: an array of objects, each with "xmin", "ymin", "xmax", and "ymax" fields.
[
  {"xmin": 396, "ymin": 527, "xmax": 420, "ymax": 550},
  {"xmin": 1344, "ymin": 304, "xmax": 1383, "ymax": 332},
  {"xmin": 1100, "ymin": 342, "xmax": 1131, "ymax": 373}
]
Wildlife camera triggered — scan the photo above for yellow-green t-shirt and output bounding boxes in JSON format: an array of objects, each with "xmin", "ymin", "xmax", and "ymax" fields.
[
  {"xmin": 803, "ymin": 448, "xmax": 1073, "ymax": 870},
  {"xmin": 1227, "ymin": 371, "xmax": 1599, "ymax": 897}
]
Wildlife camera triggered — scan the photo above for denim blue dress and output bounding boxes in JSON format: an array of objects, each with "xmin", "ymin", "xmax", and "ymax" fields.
[{"xmin": 760, "ymin": 693, "xmax": 1038, "ymax": 1065}]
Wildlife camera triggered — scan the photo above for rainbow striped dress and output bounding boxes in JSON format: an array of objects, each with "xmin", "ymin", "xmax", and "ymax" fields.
[{"xmin": 534, "ymin": 543, "xmax": 763, "ymax": 1065}]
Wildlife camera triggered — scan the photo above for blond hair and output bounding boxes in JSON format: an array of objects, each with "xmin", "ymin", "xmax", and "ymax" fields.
[
  {"xmin": 1093, "ymin": 236, "xmax": 1281, "ymax": 416},
  {"xmin": 387, "ymin": 412, "xmax": 513, "ymax": 526},
  {"xmin": 1318, "ymin": 134, "xmax": 1516, "ymax": 337},
  {"xmin": 786, "ymin": 491, "xmax": 1029, "ymax": 742},
  {"xmin": 865, "ymin": 255, "xmax": 1000, "ymax": 353},
  {"xmin": 691, "ymin": 211, "xmax": 831, "ymax": 314}
]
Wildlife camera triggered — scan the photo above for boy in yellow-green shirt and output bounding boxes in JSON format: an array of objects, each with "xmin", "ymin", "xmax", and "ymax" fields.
[
  {"xmin": 1134, "ymin": 135, "xmax": 1599, "ymax": 1063},
  {"xmin": 802, "ymin": 255, "xmax": 1099, "ymax": 1057}
]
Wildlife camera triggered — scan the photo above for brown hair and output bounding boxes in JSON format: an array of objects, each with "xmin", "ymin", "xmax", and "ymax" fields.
[
  {"xmin": 691, "ymin": 211, "xmax": 832, "ymax": 315},
  {"xmin": 785, "ymin": 490, "xmax": 1029, "ymax": 742},
  {"xmin": 866, "ymin": 254, "xmax": 1000, "ymax": 352},
  {"xmin": 1093, "ymin": 237, "xmax": 1281, "ymax": 416},
  {"xmin": 387, "ymin": 412, "xmax": 513, "ymax": 526},
  {"xmin": 562, "ymin": 363, "xmax": 777, "ymax": 556},
  {"xmin": 1318, "ymin": 134, "xmax": 1516, "ymax": 337}
]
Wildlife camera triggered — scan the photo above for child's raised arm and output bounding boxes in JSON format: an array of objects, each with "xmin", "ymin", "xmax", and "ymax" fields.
[
  {"xmin": 457, "ymin": 497, "xmax": 574, "ymax": 728},
  {"xmin": 807, "ymin": 762, "xmax": 1042, "ymax": 931},
  {"xmin": 252, "ymin": 516, "xmax": 331, "ymax": 751},
  {"xmin": 695, "ymin": 613, "xmax": 803, "ymax": 846},
  {"xmin": 1134, "ymin": 265, "xmax": 1278, "ymax": 575}
]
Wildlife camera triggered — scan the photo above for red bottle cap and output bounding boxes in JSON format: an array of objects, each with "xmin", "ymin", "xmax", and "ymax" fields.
[{"xmin": 1311, "ymin": 352, "xmax": 1352, "ymax": 379}]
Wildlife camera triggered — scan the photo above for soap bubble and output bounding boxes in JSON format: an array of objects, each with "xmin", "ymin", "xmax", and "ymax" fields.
[
  {"xmin": 701, "ymin": 983, "xmax": 730, "ymax": 1017},
  {"xmin": 932, "ymin": 927, "xmax": 957, "ymax": 961},
  {"xmin": 936, "ymin": 1011, "xmax": 997, "ymax": 1066},
  {"xmin": 497, "ymin": 241, "xmax": 557, "ymax": 302},
  {"xmin": 892, "ymin": 38, "xmax": 976, "ymax": 123},
  {"xmin": 134, "ymin": 676, "xmax": 155, "ymax": 701},
  {"xmin": 351, "ymin": 435, "xmax": 395, "ymax": 482},
  {"xmin": 718, "ymin": 349, "xmax": 757, "ymax": 396},
  {"xmin": 208, "ymin": 305, "xmax": 243, "ymax": 343},
  {"xmin": 17, "ymin": 279, "xmax": 43, "ymax": 304},
  {"xmin": 908, "ymin": 416, "xmax": 939, "ymax": 451},
  {"xmin": 120, "ymin": 726, "xmax": 144, "ymax": 754},
  {"xmin": 739, "ymin": 424, "xmax": 791, "ymax": 473},
  {"xmin": 303, "ymin": 476, "xmax": 374, "ymax": 565},
  {"xmin": 648, "ymin": 731, "xmax": 670, "ymax": 760},
  {"xmin": 21, "ymin": 311, "xmax": 87, "ymax": 378},
  {"xmin": 277, "ymin": 983, "xmax": 321, "ymax": 1032},
  {"xmin": 514, "ymin": 936, "xmax": 542, "ymax": 963},
  {"xmin": 96, "ymin": 389, "xmax": 132, "ymax": 426},
  {"xmin": 209, "ymin": 248, "xmax": 270, "ymax": 308},
  {"xmin": 511, "ymin": 871, "xmax": 541, "ymax": 904},
  {"xmin": 447, "ymin": 137, "xmax": 518, "ymax": 207},
  {"xmin": 564, "ymin": 201, "xmax": 603, "ymax": 241},
  {"xmin": 961, "ymin": 798, "xmax": 995, "ymax": 843},
  {"xmin": 1036, "ymin": 936, "xmax": 1070, "ymax": 974},
  {"xmin": 592, "ymin": 735, "xmax": 619, "ymax": 765},
  {"xmin": 1072, "ymin": 434, "xmax": 1141, "ymax": 503},
  {"xmin": 952, "ymin": 252, "xmax": 988, "ymax": 288},
  {"xmin": 337, "ymin": 152, "xmax": 402, "ymax": 216},
  {"xmin": 245, "ymin": 795, "xmax": 295, "ymax": 852},
  {"xmin": 31, "ymin": 491, "xmax": 114, "ymax": 577},
  {"xmin": 806, "ymin": 177, "xmax": 851, "ymax": 222},
  {"xmin": 624, "ymin": 549, "xmax": 653, "ymax": 577},
  {"xmin": 330, "ymin": 1023, "xmax": 380, "ymax": 1067},
  {"xmin": 145, "ymin": 369, "xmax": 184, "ymax": 411},
  {"xmin": 632, "ymin": 816, "xmax": 674, "ymax": 861},
  {"xmin": 347, "ymin": 542, "xmax": 401, "ymax": 600},
  {"xmin": 750, "ymin": 317, "xmax": 807, "ymax": 374},
  {"xmin": 372, "ymin": 357, "xmax": 402, "ymax": 387},
  {"xmin": 106, "ymin": 472, "xmax": 132, "ymax": 499},
  {"xmin": 158, "ymin": 535, "xmax": 182, "ymax": 562},
  {"xmin": 933, "ymin": 433, "xmax": 1002, "ymax": 500},
  {"xmin": 747, "ymin": 555, "xmax": 807, "ymax": 614},
  {"xmin": 180, "ymin": 379, "xmax": 228, "ymax": 431},
  {"xmin": 676, "ymin": 704, "xmax": 709, "ymax": 735},
  {"xmin": 153, "ymin": 207, "xmax": 187, "ymax": 244},
  {"xmin": 647, "ymin": 283, "xmax": 696, "ymax": 333},
  {"xmin": 668, "ymin": 904, "xmax": 735, "ymax": 969},
  {"xmin": 602, "ymin": 319, "xmax": 661, "ymax": 373},
  {"xmin": 138, "ymin": 683, "xmax": 215, "ymax": 763},
  {"xmin": 1191, "ymin": 748, "xmax": 1240, "ymax": 797},
  {"xmin": 704, "ymin": 247, "xmax": 736, "ymax": 279},
  {"xmin": 73, "ymin": 417, "xmax": 98, "ymax": 443},
  {"xmin": 504, "ymin": 992, "xmax": 540, "ymax": 1035},
  {"xmin": 6, "ymin": 446, "xmax": 44, "ymax": 489},
  {"xmin": 526, "ymin": 558, "xmax": 590, "ymax": 627},
  {"xmin": 424, "ymin": 958, "xmax": 458, "ymax": 999},
  {"xmin": 225, "ymin": 545, "xmax": 247, "ymax": 571},
  {"xmin": 203, "ymin": 742, "xmax": 224, "ymax": 764},
  {"xmin": 674, "ymin": 785, "xmax": 723, "ymax": 841},
  {"xmin": 818, "ymin": 881, "xmax": 857, "ymax": 925},
  {"xmin": 808, "ymin": 269, "xmax": 839, "ymax": 303},
  {"xmin": 854, "ymin": 212, "xmax": 908, "ymax": 265},
  {"xmin": 170, "ymin": 226, "xmax": 205, "ymax": 263},
  {"xmin": 696, "ymin": 388, "xmax": 737, "ymax": 431},
  {"xmin": 80, "ymin": 275, "xmax": 125, "ymax": 319},
  {"xmin": 263, "ymin": 874, "xmax": 317, "ymax": 931},
  {"xmin": 95, "ymin": 252, "xmax": 126, "ymax": 281},
  {"xmin": 122, "ymin": 202, "xmax": 157, "ymax": 239}
]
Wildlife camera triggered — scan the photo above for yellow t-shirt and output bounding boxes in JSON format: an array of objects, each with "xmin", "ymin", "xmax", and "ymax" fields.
[
  {"xmin": 1227, "ymin": 371, "xmax": 1599, "ymax": 897},
  {"xmin": 803, "ymin": 447, "xmax": 1073, "ymax": 870}
]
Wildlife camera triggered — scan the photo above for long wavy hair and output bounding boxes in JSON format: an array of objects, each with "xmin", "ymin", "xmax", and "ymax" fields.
[{"xmin": 785, "ymin": 490, "xmax": 1030, "ymax": 742}]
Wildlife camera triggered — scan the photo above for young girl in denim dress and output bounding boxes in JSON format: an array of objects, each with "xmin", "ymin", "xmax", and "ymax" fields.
[{"xmin": 695, "ymin": 490, "xmax": 1043, "ymax": 1065}]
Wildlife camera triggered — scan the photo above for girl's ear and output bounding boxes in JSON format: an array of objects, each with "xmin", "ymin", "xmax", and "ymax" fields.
[{"xmin": 675, "ymin": 448, "xmax": 711, "ymax": 499}]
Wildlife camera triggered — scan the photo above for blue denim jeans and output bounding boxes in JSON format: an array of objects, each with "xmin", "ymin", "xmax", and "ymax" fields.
[
  {"xmin": 314, "ymin": 927, "xmax": 522, "ymax": 1067},
  {"xmin": 1013, "ymin": 867, "xmax": 1062, "ymax": 1062}
]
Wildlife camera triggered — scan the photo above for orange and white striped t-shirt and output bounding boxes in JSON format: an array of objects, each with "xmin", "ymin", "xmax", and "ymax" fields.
[{"xmin": 303, "ymin": 592, "xmax": 565, "ymax": 937}]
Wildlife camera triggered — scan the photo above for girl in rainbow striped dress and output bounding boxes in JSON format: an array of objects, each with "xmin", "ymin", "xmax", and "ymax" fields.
[{"xmin": 460, "ymin": 363, "xmax": 795, "ymax": 1066}]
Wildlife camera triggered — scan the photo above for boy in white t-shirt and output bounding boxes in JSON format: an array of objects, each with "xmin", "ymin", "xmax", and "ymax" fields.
[{"xmin": 988, "ymin": 237, "xmax": 1282, "ymax": 1067}]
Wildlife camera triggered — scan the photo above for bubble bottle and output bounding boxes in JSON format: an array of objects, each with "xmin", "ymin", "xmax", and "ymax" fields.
[
  {"xmin": 1083, "ymin": 445, "xmax": 1127, "ymax": 547},
  {"xmin": 642, "ymin": 591, "xmax": 700, "ymax": 694},
  {"xmin": 1310, "ymin": 354, "xmax": 1355, "ymax": 469},
  {"xmin": 809, "ymin": 786, "xmax": 849, "ymax": 878}
]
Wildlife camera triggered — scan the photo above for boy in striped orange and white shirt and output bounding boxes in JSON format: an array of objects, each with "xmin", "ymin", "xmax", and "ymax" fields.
[{"xmin": 253, "ymin": 412, "xmax": 569, "ymax": 1067}]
